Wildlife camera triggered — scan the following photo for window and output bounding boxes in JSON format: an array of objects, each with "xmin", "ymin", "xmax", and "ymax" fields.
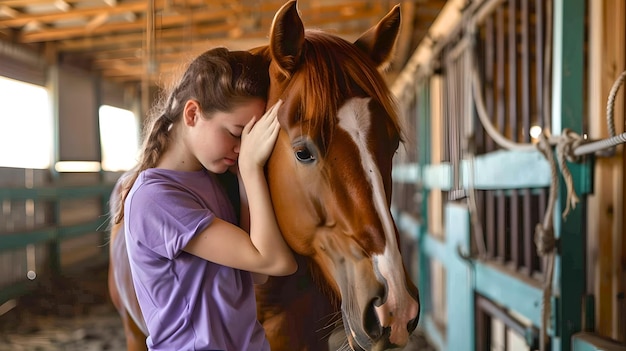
[
  {"xmin": 99, "ymin": 105, "xmax": 140, "ymax": 171},
  {"xmin": 0, "ymin": 77, "xmax": 52, "ymax": 169}
]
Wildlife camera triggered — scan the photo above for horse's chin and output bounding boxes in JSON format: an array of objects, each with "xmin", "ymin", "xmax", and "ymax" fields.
[
  {"xmin": 341, "ymin": 312, "xmax": 381, "ymax": 351},
  {"xmin": 342, "ymin": 315, "xmax": 409, "ymax": 351},
  {"xmin": 343, "ymin": 326, "xmax": 367, "ymax": 351},
  {"xmin": 345, "ymin": 332, "xmax": 392, "ymax": 351}
]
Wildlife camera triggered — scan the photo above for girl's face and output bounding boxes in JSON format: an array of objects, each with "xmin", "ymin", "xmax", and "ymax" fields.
[{"xmin": 188, "ymin": 98, "xmax": 267, "ymax": 174}]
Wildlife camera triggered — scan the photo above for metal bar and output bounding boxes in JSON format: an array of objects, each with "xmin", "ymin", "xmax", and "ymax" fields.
[
  {"xmin": 475, "ymin": 297, "xmax": 491, "ymax": 351},
  {"xmin": 474, "ymin": 0, "xmax": 508, "ymax": 25},
  {"xmin": 487, "ymin": 190, "xmax": 496, "ymax": 258},
  {"xmin": 521, "ymin": 0, "xmax": 531, "ymax": 144},
  {"xmin": 535, "ymin": 0, "xmax": 545, "ymax": 128},
  {"xmin": 482, "ymin": 11, "xmax": 497, "ymax": 261},
  {"xmin": 511, "ymin": 190, "xmax": 520, "ymax": 269},
  {"xmin": 447, "ymin": 56, "xmax": 458, "ymax": 195},
  {"xmin": 573, "ymin": 132, "xmax": 626, "ymax": 156},
  {"xmin": 508, "ymin": 0, "xmax": 518, "ymax": 142},
  {"xmin": 496, "ymin": 6, "xmax": 506, "ymax": 140},
  {"xmin": 497, "ymin": 189, "xmax": 506, "ymax": 262},
  {"xmin": 485, "ymin": 14, "xmax": 495, "ymax": 152},
  {"xmin": 523, "ymin": 189, "xmax": 533, "ymax": 276},
  {"xmin": 495, "ymin": 5, "xmax": 507, "ymax": 263},
  {"xmin": 519, "ymin": 0, "xmax": 532, "ymax": 275}
]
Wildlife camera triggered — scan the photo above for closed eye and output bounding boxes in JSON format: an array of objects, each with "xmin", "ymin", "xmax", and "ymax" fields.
[{"xmin": 227, "ymin": 128, "xmax": 242, "ymax": 138}]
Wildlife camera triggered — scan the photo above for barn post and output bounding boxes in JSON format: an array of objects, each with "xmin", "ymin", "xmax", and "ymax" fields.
[
  {"xmin": 415, "ymin": 78, "xmax": 435, "ymax": 343},
  {"xmin": 550, "ymin": 0, "xmax": 592, "ymax": 350},
  {"xmin": 47, "ymin": 63, "xmax": 62, "ymax": 275}
]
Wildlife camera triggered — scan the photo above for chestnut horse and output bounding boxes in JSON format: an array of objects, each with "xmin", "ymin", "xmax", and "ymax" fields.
[{"xmin": 107, "ymin": 1, "xmax": 420, "ymax": 350}]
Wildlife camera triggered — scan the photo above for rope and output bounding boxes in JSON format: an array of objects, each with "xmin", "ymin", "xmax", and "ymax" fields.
[
  {"xmin": 554, "ymin": 129, "xmax": 583, "ymax": 218},
  {"xmin": 531, "ymin": 128, "xmax": 581, "ymax": 351},
  {"xmin": 533, "ymin": 127, "xmax": 583, "ymax": 351},
  {"xmin": 534, "ymin": 132, "xmax": 557, "ymax": 351},
  {"xmin": 606, "ymin": 70, "xmax": 626, "ymax": 140}
]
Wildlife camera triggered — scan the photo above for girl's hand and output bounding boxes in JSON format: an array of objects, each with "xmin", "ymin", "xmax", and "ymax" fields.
[{"xmin": 239, "ymin": 100, "xmax": 282, "ymax": 171}]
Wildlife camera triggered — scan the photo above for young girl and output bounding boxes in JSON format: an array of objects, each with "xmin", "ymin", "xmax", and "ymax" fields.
[{"xmin": 113, "ymin": 47, "xmax": 297, "ymax": 350}]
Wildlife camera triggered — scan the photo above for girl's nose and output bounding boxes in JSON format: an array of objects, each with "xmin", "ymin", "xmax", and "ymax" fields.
[{"xmin": 233, "ymin": 141, "xmax": 241, "ymax": 154}]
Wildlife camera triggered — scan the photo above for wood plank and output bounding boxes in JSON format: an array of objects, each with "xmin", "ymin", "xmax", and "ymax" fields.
[
  {"xmin": 587, "ymin": 0, "xmax": 625, "ymax": 341},
  {"xmin": 475, "ymin": 261, "xmax": 543, "ymax": 327},
  {"xmin": 429, "ymin": 75, "xmax": 444, "ymax": 238}
]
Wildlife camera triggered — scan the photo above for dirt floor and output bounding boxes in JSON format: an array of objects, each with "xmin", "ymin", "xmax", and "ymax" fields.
[
  {"xmin": 0, "ymin": 263, "xmax": 126, "ymax": 351},
  {"xmin": 0, "ymin": 263, "xmax": 436, "ymax": 351}
]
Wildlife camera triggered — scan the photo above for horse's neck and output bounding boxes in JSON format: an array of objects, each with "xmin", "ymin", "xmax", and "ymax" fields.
[
  {"xmin": 257, "ymin": 254, "xmax": 339, "ymax": 307},
  {"xmin": 256, "ymin": 254, "xmax": 340, "ymax": 350}
]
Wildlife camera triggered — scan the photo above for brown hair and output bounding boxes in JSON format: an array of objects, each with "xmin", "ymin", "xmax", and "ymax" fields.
[{"xmin": 113, "ymin": 47, "xmax": 270, "ymax": 224}]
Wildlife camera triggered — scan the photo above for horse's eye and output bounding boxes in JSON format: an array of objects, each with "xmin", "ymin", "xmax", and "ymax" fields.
[{"xmin": 295, "ymin": 148, "xmax": 315, "ymax": 163}]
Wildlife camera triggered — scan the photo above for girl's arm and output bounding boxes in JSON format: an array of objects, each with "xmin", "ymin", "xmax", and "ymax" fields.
[
  {"xmin": 184, "ymin": 101, "xmax": 297, "ymax": 276},
  {"xmin": 237, "ymin": 166, "xmax": 269, "ymax": 284}
]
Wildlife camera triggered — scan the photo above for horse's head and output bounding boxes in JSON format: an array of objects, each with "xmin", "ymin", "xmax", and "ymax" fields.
[{"xmin": 254, "ymin": 1, "xmax": 420, "ymax": 350}]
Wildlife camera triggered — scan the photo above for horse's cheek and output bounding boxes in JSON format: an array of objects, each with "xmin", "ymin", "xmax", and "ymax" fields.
[{"xmin": 267, "ymin": 134, "xmax": 303, "ymax": 242}]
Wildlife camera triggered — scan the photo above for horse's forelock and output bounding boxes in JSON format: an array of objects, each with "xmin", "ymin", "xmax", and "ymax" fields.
[{"xmin": 298, "ymin": 31, "xmax": 404, "ymax": 147}]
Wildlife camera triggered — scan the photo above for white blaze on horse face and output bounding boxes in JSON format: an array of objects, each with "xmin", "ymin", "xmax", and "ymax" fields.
[{"xmin": 337, "ymin": 98, "xmax": 418, "ymax": 345}]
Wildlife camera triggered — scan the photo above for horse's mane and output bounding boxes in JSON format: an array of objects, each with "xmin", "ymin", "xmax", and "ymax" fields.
[
  {"xmin": 300, "ymin": 30, "xmax": 404, "ymax": 148},
  {"xmin": 252, "ymin": 30, "xmax": 405, "ymax": 152}
]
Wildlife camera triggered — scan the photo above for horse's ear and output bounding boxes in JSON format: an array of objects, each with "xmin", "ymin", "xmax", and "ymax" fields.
[
  {"xmin": 269, "ymin": 0, "xmax": 305, "ymax": 78},
  {"xmin": 353, "ymin": 4, "xmax": 401, "ymax": 68}
]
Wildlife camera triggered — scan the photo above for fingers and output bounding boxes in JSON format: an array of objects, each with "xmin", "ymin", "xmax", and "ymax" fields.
[
  {"xmin": 243, "ymin": 115, "xmax": 257, "ymax": 135},
  {"xmin": 243, "ymin": 100, "xmax": 282, "ymax": 136},
  {"xmin": 264, "ymin": 100, "xmax": 283, "ymax": 119},
  {"xmin": 269, "ymin": 121, "xmax": 280, "ymax": 146},
  {"xmin": 260, "ymin": 100, "xmax": 282, "ymax": 125},
  {"xmin": 238, "ymin": 100, "xmax": 283, "ymax": 169}
]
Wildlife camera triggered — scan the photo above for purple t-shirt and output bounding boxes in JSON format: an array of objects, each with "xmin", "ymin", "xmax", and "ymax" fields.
[{"xmin": 124, "ymin": 168, "xmax": 270, "ymax": 351}]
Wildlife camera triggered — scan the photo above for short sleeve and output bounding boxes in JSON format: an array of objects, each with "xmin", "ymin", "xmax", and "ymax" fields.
[{"xmin": 126, "ymin": 180, "xmax": 215, "ymax": 259}]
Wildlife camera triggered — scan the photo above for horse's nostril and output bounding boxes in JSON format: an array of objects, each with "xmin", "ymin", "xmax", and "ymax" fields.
[
  {"xmin": 364, "ymin": 298, "xmax": 383, "ymax": 340},
  {"xmin": 407, "ymin": 315, "xmax": 419, "ymax": 333}
]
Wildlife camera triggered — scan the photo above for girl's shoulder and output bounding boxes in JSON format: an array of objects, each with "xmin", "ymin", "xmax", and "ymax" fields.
[
  {"xmin": 141, "ymin": 167, "xmax": 210, "ymax": 182},
  {"xmin": 134, "ymin": 168, "xmax": 211, "ymax": 189},
  {"xmin": 127, "ymin": 168, "xmax": 210, "ymax": 202}
]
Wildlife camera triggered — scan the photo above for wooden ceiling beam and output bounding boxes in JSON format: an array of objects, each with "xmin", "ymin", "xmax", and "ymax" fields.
[
  {"xmin": 0, "ymin": 0, "xmax": 448, "ymax": 86},
  {"xmin": 89, "ymin": 35, "xmax": 269, "ymax": 68},
  {"xmin": 57, "ymin": 20, "xmax": 242, "ymax": 52},
  {"xmin": 26, "ymin": 4, "xmax": 378, "ymax": 45},
  {"xmin": 0, "ymin": 5, "xmax": 21, "ymax": 18},
  {"xmin": 85, "ymin": 12, "xmax": 109, "ymax": 32},
  {"xmin": 0, "ymin": 0, "xmax": 82, "ymax": 6},
  {"xmin": 0, "ymin": 1, "xmax": 160, "ymax": 27},
  {"xmin": 19, "ymin": 7, "xmax": 236, "ymax": 42}
]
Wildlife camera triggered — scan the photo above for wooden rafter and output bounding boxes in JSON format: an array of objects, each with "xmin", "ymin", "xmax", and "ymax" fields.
[{"xmin": 0, "ymin": 0, "xmax": 449, "ymax": 85}]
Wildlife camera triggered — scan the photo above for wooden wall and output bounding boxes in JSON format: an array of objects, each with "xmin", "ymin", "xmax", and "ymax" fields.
[{"xmin": 587, "ymin": 0, "xmax": 626, "ymax": 342}]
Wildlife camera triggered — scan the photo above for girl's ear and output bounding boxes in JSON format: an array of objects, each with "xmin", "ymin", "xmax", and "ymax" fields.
[{"xmin": 183, "ymin": 100, "xmax": 200, "ymax": 126}]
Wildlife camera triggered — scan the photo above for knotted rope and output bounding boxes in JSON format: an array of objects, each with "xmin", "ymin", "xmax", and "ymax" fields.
[{"xmin": 534, "ymin": 128, "xmax": 582, "ymax": 351}]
